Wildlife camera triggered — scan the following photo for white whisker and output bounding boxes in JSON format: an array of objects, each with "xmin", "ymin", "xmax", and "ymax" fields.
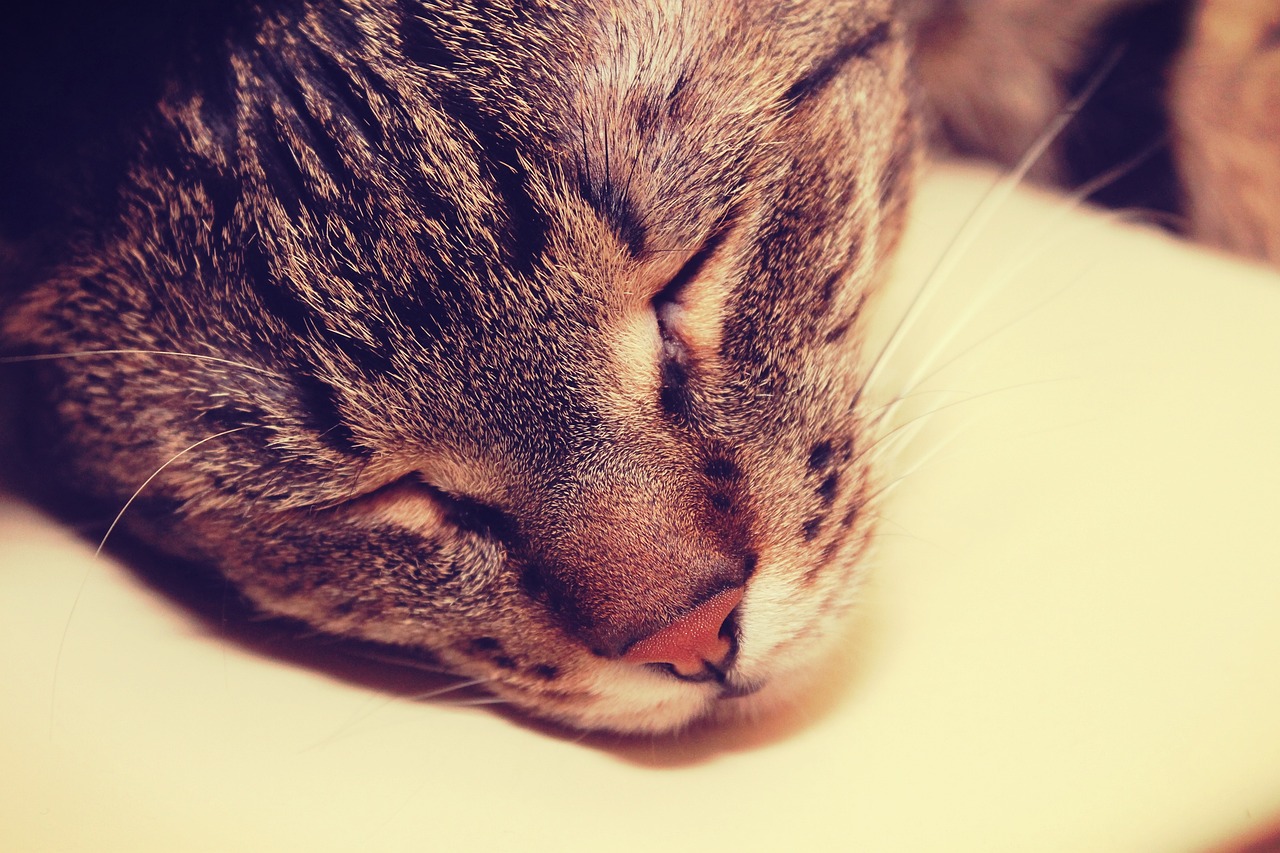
[
  {"xmin": 48, "ymin": 426, "xmax": 249, "ymax": 739},
  {"xmin": 0, "ymin": 348, "xmax": 282, "ymax": 378},
  {"xmin": 434, "ymin": 695, "xmax": 511, "ymax": 707},
  {"xmin": 888, "ymin": 215, "xmax": 1084, "ymax": 403},
  {"xmin": 875, "ymin": 254, "xmax": 1099, "ymax": 435},
  {"xmin": 1072, "ymin": 135, "xmax": 1172, "ymax": 209},
  {"xmin": 343, "ymin": 647, "xmax": 455, "ymax": 676},
  {"xmin": 863, "ymin": 412, "xmax": 976, "ymax": 509},
  {"xmin": 870, "ymin": 173, "xmax": 1138, "ymax": 455},
  {"xmin": 866, "ymin": 378, "xmax": 1066, "ymax": 478},
  {"xmin": 303, "ymin": 676, "xmax": 494, "ymax": 751},
  {"xmin": 858, "ymin": 47, "xmax": 1125, "ymax": 408},
  {"xmin": 405, "ymin": 676, "xmax": 493, "ymax": 703},
  {"xmin": 95, "ymin": 427, "xmax": 250, "ymax": 557}
]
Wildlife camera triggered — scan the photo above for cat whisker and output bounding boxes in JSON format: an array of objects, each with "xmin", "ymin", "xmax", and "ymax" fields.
[
  {"xmin": 95, "ymin": 427, "xmax": 250, "ymax": 557},
  {"xmin": 861, "ymin": 386, "xmax": 968, "ymax": 455},
  {"xmin": 887, "ymin": 218, "xmax": 1087, "ymax": 406},
  {"xmin": 48, "ymin": 426, "xmax": 250, "ymax": 738},
  {"xmin": 871, "ymin": 228, "xmax": 1111, "ymax": 436},
  {"xmin": 863, "ymin": 76, "xmax": 1167, "ymax": 440},
  {"xmin": 868, "ymin": 130, "xmax": 1157, "ymax": 447},
  {"xmin": 0, "ymin": 348, "xmax": 283, "ymax": 379},
  {"xmin": 862, "ymin": 410, "xmax": 977, "ymax": 510},
  {"xmin": 342, "ymin": 646, "xmax": 455, "ymax": 677},
  {"xmin": 302, "ymin": 676, "xmax": 495, "ymax": 751},
  {"xmin": 864, "ymin": 378, "xmax": 1067, "ymax": 479},
  {"xmin": 857, "ymin": 47, "xmax": 1125, "ymax": 410},
  {"xmin": 868, "ymin": 139, "xmax": 1172, "ymax": 468},
  {"xmin": 431, "ymin": 695, "xmax": 510, "ymax": 707},
  {"xmin": 403, "ymin": 676, "xmax": 495, "ymax": 703},
  {"xmin": 1073, "ymin": 135, "xmax": 1172, "ymax": 208}
]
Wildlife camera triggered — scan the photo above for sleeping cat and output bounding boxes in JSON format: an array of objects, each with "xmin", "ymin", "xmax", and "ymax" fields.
[{"xmin": 1, "ymin": 0, "xmax": 1276, "ymax": 734}]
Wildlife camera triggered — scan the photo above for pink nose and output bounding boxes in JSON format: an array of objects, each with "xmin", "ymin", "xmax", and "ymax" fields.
[{"xmin": 621, "ymin": 586, "xmax": 744, "ymax": 677}]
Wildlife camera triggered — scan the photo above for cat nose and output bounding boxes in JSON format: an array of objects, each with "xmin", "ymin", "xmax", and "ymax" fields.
[{"xmin": 621, "ymin": 586, "xmax": 744, "ymax": 678}]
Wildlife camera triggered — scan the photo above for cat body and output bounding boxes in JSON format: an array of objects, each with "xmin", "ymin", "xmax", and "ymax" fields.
[
  {"xmin": 909, "ymin": 0, "xmax": 1280, "ymax": 260},
  {"xmin": 1, "ymin": 0, "xmax": 1276, "ymax": 733}
]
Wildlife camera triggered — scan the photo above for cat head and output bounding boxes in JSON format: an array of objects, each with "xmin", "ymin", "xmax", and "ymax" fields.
[{"xmin": 3, "ymin": 0, "xmax": 914, "ymax": 733}]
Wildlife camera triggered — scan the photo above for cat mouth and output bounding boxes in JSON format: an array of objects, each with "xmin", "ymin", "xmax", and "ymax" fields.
[{"xmin": 641, "ymin": 658, "xmax": 763, "ymax": 700}]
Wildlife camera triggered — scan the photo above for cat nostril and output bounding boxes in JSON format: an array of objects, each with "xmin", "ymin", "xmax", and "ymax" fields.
[{"xmin": 621, "ymin": 586, "xmax": 744, "ymax": 678}]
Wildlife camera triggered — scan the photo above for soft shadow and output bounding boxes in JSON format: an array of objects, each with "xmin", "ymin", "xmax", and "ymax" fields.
[
  {"xmin": 492, "ymin": 582, "xmax": 888, "ymax": 767},
  {"xmin": 1207, "ymin": 817, "xmax": 1280, "ymax": 853},
  {"xmin": 93, "ymin": 517, "xmax": 490, "ymax": 705},
  {"xmin": 18, "ymin": 493, "xmax": 886, "ymax": 764}
]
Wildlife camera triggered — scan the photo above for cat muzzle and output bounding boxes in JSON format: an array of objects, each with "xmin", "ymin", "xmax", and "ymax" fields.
[{"xmin": 620, "ymin": 585, "xmax": 743, "ymax": 679}]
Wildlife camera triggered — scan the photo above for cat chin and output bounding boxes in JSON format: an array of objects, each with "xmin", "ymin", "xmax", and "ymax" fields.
[
  {"xmin": 546, "ymin": 664, "xmax": 832, "ymax": 736},
  {"xmin": 489, "ymin": 571, "xmax": 862, "ymax": 735},
  {"xmin": 506, "ymin": 625, "xmax": 849, "ymax": 736},
  {"xmin": 573, "ymin": 659, "xmax": 729, "ymax": 734}
]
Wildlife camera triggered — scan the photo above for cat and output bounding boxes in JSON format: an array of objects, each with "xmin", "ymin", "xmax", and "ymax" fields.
[
  {"xmin": 907, "ymin": 0, "xmax": 1280, "ymax": 262},
  {"xmin": 1, "ymin": 0, "xmax": 1276, "ymax": 735}
]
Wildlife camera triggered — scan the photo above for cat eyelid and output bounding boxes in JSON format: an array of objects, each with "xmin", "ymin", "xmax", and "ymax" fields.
[
  {"xmin": 314, "ymin": 471, "xmax": 516, "ymax": 543},
  {"xmin": 413, "ymin": 476, "xmax": 518, "ymax": 542},
  {"xmin": 647, "ymin": 215, "xmax": 741, "ymax": 381},
  {"xmin": 650, "ymin": 217, "xmax": 735, "ymax": 322}
]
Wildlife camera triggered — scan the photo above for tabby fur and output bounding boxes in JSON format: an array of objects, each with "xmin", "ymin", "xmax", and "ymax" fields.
[{"xmin": 1, "ymin": 0, "xmax": 1276, "ymax": 733}]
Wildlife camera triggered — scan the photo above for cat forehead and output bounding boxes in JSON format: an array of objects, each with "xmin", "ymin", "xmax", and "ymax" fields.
[
  {"xmin": 138, "ymin": 0, "xmax": 898, "ymax": 444},
  {"xmin": 534, "ymin": 0, "xmax": 893, "ymax": 260}
]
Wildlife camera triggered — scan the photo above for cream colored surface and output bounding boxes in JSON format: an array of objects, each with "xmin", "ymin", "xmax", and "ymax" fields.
[{"xmin": 4, "ymin": 162, "xmax": 1280, "ymax": 852}]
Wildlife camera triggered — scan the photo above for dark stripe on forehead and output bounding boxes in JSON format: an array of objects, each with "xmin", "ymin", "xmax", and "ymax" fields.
[
  {"xmin": 291, "ymin": 371, "xmax": 367, "ymax": 456},
  {"xmin": 574, "ymin": 105, "xmax": 648, "ymax": 257},
  {"xmin": 397, "ymin": 10, "xmax": 551, "ymax": 274},
  {"xmin": 782, "ymin": 19, "xmax": 892, "ymax": 110},
  {"xmin": 252, "ymin": 113, "xmax": 310, "ymax": 219},
  {"xmin": 218, "ymin": 249, "xmax": 370, "ymax": 458},
  {"xmin": 242, "ymin": 234, "xmax": 397, "ymax": 381},
  {"xmin": 306, "ymin": 49, "xmax": 387, "ymax": 146},
  {"xmin": 243, "ymin": 48, "xmax": 372, "ymax": 221}
]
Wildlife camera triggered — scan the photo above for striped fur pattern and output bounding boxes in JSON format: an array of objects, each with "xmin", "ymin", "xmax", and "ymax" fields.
[
  {"xmin": 3, "ymin": 0, "xmax": 1276, "ymax": 734},
  {"xmin": 3, "ymin": 0, "xmax": 911, "ymax": 733}
]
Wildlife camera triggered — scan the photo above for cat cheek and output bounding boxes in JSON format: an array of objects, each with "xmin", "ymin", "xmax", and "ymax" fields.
[
  {"xmin": 347, "ymin": 480, "xmax": 448, "ymax": 533},
  {"xmin": 607, "ymin": 305, "xmax": 663, "ymax": 402}
]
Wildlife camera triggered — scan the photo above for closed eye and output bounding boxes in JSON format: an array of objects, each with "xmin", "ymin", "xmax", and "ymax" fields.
[
  {"xmin": 781, "ymin": 19, "xmax": 892, "ymax": 110},
  {"xmin": 651, "ymin": 222, "xmax": 732, "ymax": 356},
  {"xmin": 314, "ymin": 467, "xmax": 515, "ymax": 542},
  {"xmin": 647, "ymin": 219, "xmax": 737, "ymax": 422},
  {"xmin": 420, "ymin": 479, "xmax": 519, "ymax": 541}
]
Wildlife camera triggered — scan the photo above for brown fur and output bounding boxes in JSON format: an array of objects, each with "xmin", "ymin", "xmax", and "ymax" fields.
[
  {"xmin": 1171, "ymin": 1, "xmax": 1280, "ymax": 260},
  {"xmin": 1, "ymin": 0, "xmax": 1276, "ymax": 734},
  {"xmin": 2, "ymin": 0, "xmax": 910, "ymax": 733},
  {"xmin": 908, "ymin": 0, "xmax": 1280, "ymax": 264},
  {"xmin": 903, "ymin": 0, "xmax": 1138, "ymax": 181}
]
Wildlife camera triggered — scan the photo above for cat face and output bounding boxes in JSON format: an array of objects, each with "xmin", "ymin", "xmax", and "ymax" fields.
[{"xmin": 4, "ymin": 0, "xmax": 913, "ymax": 732}]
